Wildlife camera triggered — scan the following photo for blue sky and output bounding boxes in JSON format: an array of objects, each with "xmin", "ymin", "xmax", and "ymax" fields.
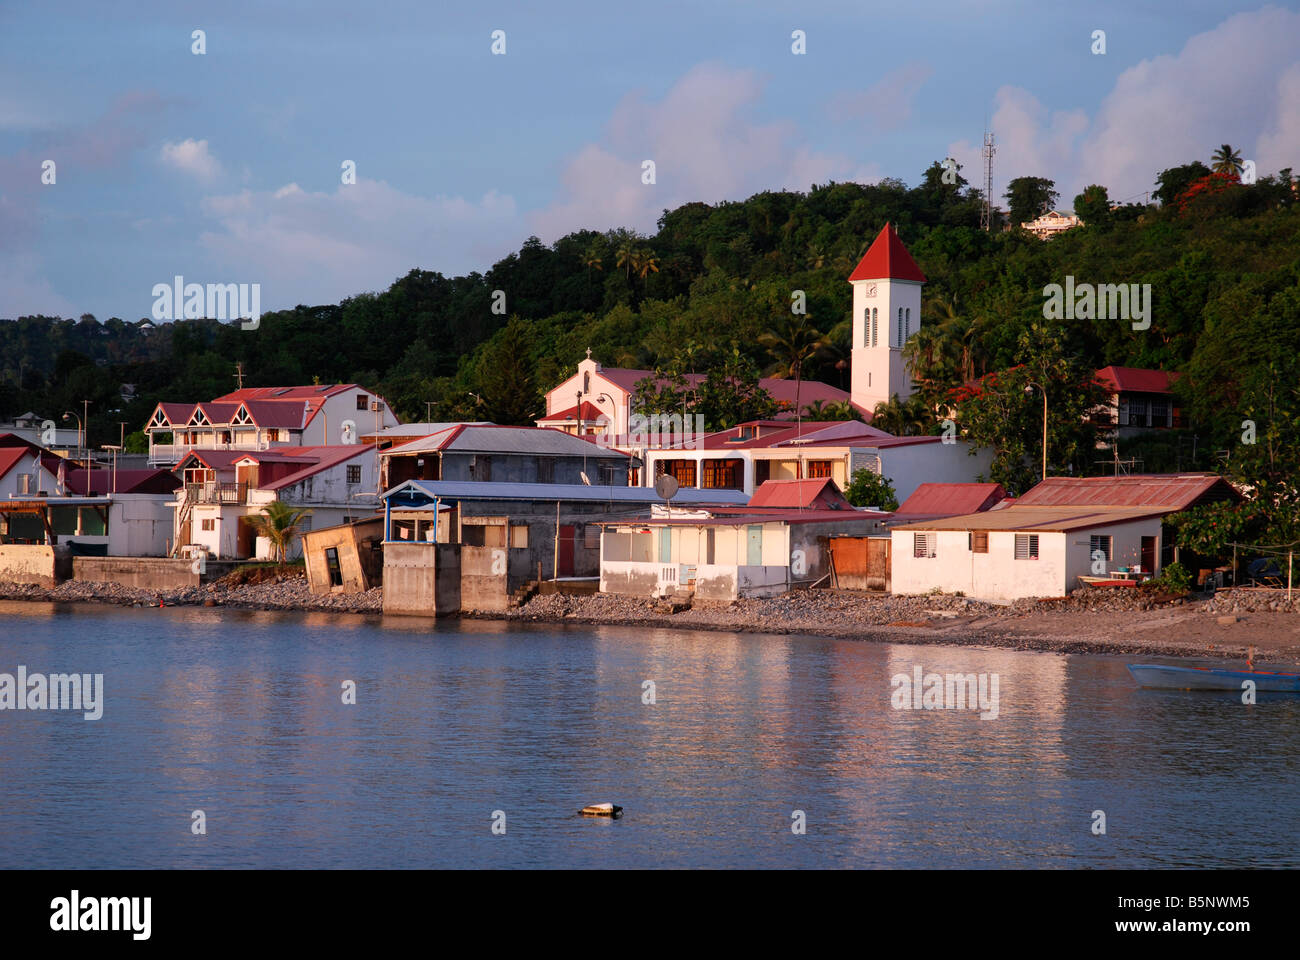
[{"xmin": 2, "ymin": 1, "xmax": 1298, "ymax": 321}]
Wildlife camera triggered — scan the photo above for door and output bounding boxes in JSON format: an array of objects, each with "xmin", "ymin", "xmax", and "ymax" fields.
[
  {"xmin": 746, "ymin": 525, "xmax": 763, "ymax": 566},
  {"xmin": 1141, "ymin": 536, "xmax": 1157, "ymax": 575},
  {"xmin": 658, "ymin": 527, "xmax": 672, "ymax": 563},
  {"xmin": 557, "ymin": 524, "xmax": 576, "ymax": 577},
  {"xmin": 237, "ymin": 516, "xmax": 257, "ymax": 558}
]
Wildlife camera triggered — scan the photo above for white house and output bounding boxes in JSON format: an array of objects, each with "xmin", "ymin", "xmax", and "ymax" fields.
[
  {"xmin": 173, "ymin": 444, "xmax": 381, "ymax": 560},
  {"xmin": 146, "ymin": 383, "xmax": 399, "ymax": 467},
  {"xmin": 891, "ymin": 506, "xmax": 1167, "ymax": 601},
  {"xmin": 600, "ymin": 504, "xmax": 886, "ymax": 602}
]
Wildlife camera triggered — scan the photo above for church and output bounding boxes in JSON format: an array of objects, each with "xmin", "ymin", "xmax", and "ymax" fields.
[{"xmin": 537, "ymin": 222, "xmax": 928, "ymax": 438}]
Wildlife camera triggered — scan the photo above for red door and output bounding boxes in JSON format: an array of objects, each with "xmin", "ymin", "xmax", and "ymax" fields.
[
  {"xmin": 1141, "ymin": 536, "xmax": 1157, "ymax": 574},
  {"xmin": 557, "ymin": 525, "xmax": 576, "ymax": 577}
]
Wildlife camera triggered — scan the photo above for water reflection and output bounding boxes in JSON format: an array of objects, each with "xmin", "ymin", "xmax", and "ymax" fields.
[{"xmin": 0, "ymin": 601, "xmax": 1296, "ymax": 868}]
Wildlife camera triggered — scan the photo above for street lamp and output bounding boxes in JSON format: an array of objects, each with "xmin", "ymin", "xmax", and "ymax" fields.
[
  {"xmin": 62, "ymin": 411, "xmax": 82, "ymax": 462},
  {"xmin": 1024, "ymin": 382, "xmax": 1048, "ymax": 482}
]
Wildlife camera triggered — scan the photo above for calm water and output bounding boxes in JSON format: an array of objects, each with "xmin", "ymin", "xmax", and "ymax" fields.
[{"xmin": 0, "ymin": 600, "xmax": 1296, "ymax": 869}]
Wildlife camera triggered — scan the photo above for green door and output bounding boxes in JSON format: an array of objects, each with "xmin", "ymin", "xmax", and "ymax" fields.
[
  {"xmin": 746, "ymin": 525, "xmax": 763, "ymax": 566},
  {"xmin": 658, "ymin": 527, "xmax": 672, "ymax": 563}
]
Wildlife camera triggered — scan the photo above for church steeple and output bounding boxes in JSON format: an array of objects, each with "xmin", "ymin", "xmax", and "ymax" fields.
[{"xmin": 848, "ymin": 223, "xmax": 926, "ymax": 415}]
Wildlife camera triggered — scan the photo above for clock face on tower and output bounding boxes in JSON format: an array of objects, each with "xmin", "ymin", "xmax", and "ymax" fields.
[{"xmin": 864, "ymin": 283, "xmax": 877, "ymax": 298}]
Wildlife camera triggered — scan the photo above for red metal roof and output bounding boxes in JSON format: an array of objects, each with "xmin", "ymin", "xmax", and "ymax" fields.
[
  {"xmin": 60, "ymin": 469, "xmax": 181, "ymax": 495},
  {"xmin": 1015, "ymin": 474, "xmax": 1238, "ymax": 510},
  {"xmin": 747, "ymin": 478, "xmax": 850, "ymax": 509},
  {"xmin": 894, "ymin": 482, "xmax": 1007, "ymax": 518},
  {"xmin": 587, "ymin": 368, "xmax": 848, "ymax": 412},
  {"xmin": 538, "ymin": 401, "xmax": 607, "ymax": 423},
  {"xmin": 847, "ymin": 223, "xmax": 927, "ymax": 283},
  {"xmin": 0, "ymin": 448, "xmax": 30, "ymax": 481},
  {"xmin": 1095, "ymin": 366, "xmax": 1181, "ymax": 395},
  {"xmin": 213, "ymin": 384, "xmax": 357, "ymax": 402}
]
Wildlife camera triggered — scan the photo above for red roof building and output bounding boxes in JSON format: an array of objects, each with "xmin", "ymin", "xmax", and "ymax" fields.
[{"xmin": 848, "ymin": 222, "xmax": 928, "ymax": 283}]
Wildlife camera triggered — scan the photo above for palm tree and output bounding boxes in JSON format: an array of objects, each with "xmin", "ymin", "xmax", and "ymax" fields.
[
  {"xmin": 758, "ymin": 314, "xmax": 829, "ymax": 423},
  {"xmin": 582, "ymin": 243, "xmax": 604, "ymax": 279},
  {"xmin": 634, "ymin": 247, "xmax": 660, "ymax": 291},
  {"xmin": 246, "ymin": 500, "xmax": 312, "ymax": 563},
  {"xmin": 1211, "ymin": 144, "xmax": 1243, "ymax": 176},
  {"xmin": 871, "ymin": 394, "xmax": 931, "ymax": 436},
  {"xmin": 615, "ymin": 240, "xmax": 637, "ymax": 281}
]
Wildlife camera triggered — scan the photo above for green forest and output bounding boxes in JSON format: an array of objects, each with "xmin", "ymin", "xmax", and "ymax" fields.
[{"xmin": 2, "ymin": 150, "xmax": 1298, "ymax": 550}]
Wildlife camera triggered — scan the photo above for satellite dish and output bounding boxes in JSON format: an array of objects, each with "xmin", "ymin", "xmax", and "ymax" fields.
[
  {"xmin": 580, "ymin": 471, "xmax": 592, "ymax": 485},
  {"xmin": 654, "ymin": 474, "xmax": 679, "ymax": 501}
]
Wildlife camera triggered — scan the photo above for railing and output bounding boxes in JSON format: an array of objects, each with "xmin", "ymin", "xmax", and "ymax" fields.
[
  {"xmin": 184, "ymin": 481, "xmax": 250, "ymax": 504},
  {"xmin": 148, "ymin": 438, "xmax": 272, "ymax": 465}
]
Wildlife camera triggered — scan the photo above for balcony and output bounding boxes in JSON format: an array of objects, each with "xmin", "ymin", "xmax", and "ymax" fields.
[
  {"xmin": 148, "ymin": 438, "xmax": 271, "ymax": 466},
  {"xmin": 185, "ymin": 481, "xmax": 250, "ymax": 504}
]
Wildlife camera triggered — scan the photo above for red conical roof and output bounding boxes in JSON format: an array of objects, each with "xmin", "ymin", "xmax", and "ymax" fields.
[{"xmin": 847, "ymin": 222, "xmax": 927, "ymax": 283}]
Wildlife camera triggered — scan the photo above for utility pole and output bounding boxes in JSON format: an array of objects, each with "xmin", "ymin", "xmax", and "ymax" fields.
[{"xmin": 234, "ymin": 362, "xmax": 245, "ymax": 389}]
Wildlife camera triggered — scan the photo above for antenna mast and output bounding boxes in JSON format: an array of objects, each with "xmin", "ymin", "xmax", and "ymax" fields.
[
  {"xmin": 980, "ymin": 130, "xmax": 996, "ymax": 232},
  {"xmin": 234, "ymin": 361, "xmax": 245, "ymax": 390}
]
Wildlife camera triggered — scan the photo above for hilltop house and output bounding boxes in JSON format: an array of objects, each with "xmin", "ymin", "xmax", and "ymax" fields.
[
  {"xmin": 145, "ymin": 383, "xmax": 399, "ymax": 467},
  {"xmin": 172, "ymin": 444, "xmax": 380, "ymax": 560},
  {"xmin": 1094, "ymin": 366, "xmax": 1183, "ymax": 436},
  {"xmin": 1021, "ymin": 210, "xmax": 1083, "ymax": 239}
]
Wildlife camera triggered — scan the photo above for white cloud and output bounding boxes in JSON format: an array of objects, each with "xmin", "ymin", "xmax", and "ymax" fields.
[
  {"xmin": 160, "ymin": 138, "xmax": 222, "ymax": 181},
  {"xmin": 195, "ymin": 179, "xmax": 518, "ymax": 307},
  {"xmin": 829, "ymin": 61, "xmax": 934, "ymax": 132},
  {"xmin": 532, "ymin": 62, "xmax": 878, "ymax": 239},
  {"xmin": 949, "ymin": 7, "xmax": 1300, "ymax": 207}
]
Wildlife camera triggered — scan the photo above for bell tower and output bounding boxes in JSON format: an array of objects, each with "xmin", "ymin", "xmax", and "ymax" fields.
[{"xmin": 848, "ymin": 223, "xmax": 927, "ymax": 415}]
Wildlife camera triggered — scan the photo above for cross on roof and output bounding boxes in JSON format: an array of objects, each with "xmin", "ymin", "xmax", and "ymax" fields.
[{"xmin": 585, "ymin": 347, "xmax": 592, "ymax": 359}]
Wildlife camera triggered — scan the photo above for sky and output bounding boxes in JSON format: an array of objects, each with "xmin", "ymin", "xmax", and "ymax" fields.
[{"xmin": 2, "ymin": 0, "xmax": 1298, "ymax": 322}]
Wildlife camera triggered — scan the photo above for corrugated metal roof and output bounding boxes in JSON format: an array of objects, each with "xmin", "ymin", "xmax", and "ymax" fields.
[
  {"xmin": 748, "ymin": 477, "xmax": 850, "ymax": 509},
  {"xmin": 1095, "ymin": 366, "xmax": 1181, "ymax": 395},
  {"xmin": 386, "ymin": 425, "xmax": 626, "ymax": 458},
  {"xmin": 893, "ymin": 505, "xmax": 1168, "ymax": 533},
  {"xmin": 385, "ymin": 479, "xmax": 748, "ymax": 505},
  {"xmin": 894, "ymin": 482, "xmax": 1006, "ymax": 518},
  {"xmin": 1015, "ymin": 474, "xmax": 1237, "ymax": 509},
  {"xmin": 591, "ymin": 368, "xmax": 849, "ymax": 409},
  {"xmin": 603, "ymin": 509, "xmax": 878, "ymax": 528}
]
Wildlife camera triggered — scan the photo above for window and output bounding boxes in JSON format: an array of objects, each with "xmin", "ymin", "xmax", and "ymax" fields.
[
  {"xmin": 346, "ymin": 464, "xmax": 362, "ymax": 484},
  {"xmin": 913, "ymin": 533, "xmax": 935, "ymax": 558},
  {"xmin": 471, "ymin": 456, "xmax": 492, "ymax": 481},
  {"xmin": 807, "ymin": 460, "xmax": 833, "ymax": 478},
  {"xmin": 970, "ymin": 531, "xmax": 989, "ymax": 553},
  {"xmin": 266, "ymin": 429, "xmax": 281, "ymax": 442},
  {"xmin": 324, "ymin": 547, "xmax": 343, "ymax": 586},
  {"xmin": 510, "ymin": 525, "xmax": 529, "ymax": 549},
  {"xmin": 584, "ymin": 525, "xmax": 600, "ymax": 548},
  {"xmin": 864, "ymin": 308, "xmax": 871, "ymax": 347},
  {"xmin": 536, "ymin": 457, "xmax": 555, "ymax": 483},
  {"xmin": 1151, "ymin": 398, "xmax": 1170, "ymax": 426},
  {"xmin": 660, "ymin": 460, "xmax": 696, "ymax": 487},
  {"xmin": 872, "ymin": 308, "xmax": 878, "ymax": 347},
  {"xmin": 897, "ymin": 308, "xmax": 904, "ymax": 346},
  {"xmin": 357, "ymin": 394, "xmax": 369, "ymax": 410},
  {"xmin": 1126, "ymin": 397, "xmax": 1148, "ymax": 427},
  {"xmin": 18, "ymin": 473, "xmax": 33, "ymax": 495},
  {"xmin": 702, "ymin": 459, "xmax": 741, "ymax": 489},
  {"xmin": 201, "ymin": 518, "xmax": 215, "ymax": 531},
  {"xmin": 1089, "ymin": 535, "xmax": 1113, "ymax": 562},
  {"xmin": 1014, "ymin": 533, "xmax": 1039, "ymax": 560},
  {"xmin": 905, "ymin": 307, "xmax": 911, "ymax": 338}
]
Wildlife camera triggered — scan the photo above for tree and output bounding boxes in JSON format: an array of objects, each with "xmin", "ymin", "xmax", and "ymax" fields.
[
  {"xmin": 247, "ymin": 500, "xmax": 312, "ymax": 563},
  {"xmin": 870, "ymin": 394, "xmax": 932, "ymax": 436},
  {"xmin": 1210, "ymin": 144, "xmax": 1243, "ymax": 176},
  {"xmin": 844, "ymin": 468, "xmax": 899, "ymax": 510},
  {"xmin": 1072, "ymin": 184, "xmax": 1112, "ymax": 227},
  {"xmin": 947, "ymin": 324, "xmax": 1107, "ymax": 493},
  {"xmin": 758, "ymin": 313, "xmax": 828, "ymax": 423},
  {"xmin": 1004, "ymin": 176, "xmax": 1059, "ymax": 227},
  {"xmin": 1154, "ymin": 161, "xmax": 1211, "ymax": 205},
  {"xmin": 476, "ymin": 316, "xmax": 539, "ymax": 425}
]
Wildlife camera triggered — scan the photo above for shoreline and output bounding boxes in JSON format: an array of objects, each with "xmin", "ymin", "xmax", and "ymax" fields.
[{"xmin": 4, "ymin": 577, "xmax": 1298, "ymax": 664}]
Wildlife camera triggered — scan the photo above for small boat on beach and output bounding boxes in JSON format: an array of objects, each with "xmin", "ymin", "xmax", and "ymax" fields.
[
  {"xmin": 1077, "ymin": 575, "xmax": 1140, "ymax": 588},
  {"xmin": 1128, "ymin": 663, "xmax": 1300, "ymax": 692}
]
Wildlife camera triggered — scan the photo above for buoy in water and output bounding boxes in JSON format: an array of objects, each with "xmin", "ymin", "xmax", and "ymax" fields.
[{"xmin": 580, "ymin": 803, "xmax": 623, "ymax": 817}]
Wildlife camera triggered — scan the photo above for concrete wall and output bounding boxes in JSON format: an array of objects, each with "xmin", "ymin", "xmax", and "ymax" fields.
[
  {"xmin": 439, "ymin": 451, "xmax": 627, "ymax": 486},
  {"xmin": 382, "ymin": 541, "xmax": 461, "ymax": 615},
  {"xmin": 890, "ymin": 516, "xmax": 1162, "ymax": 601},
  {"xmin": 0, "ymin": 544, "xmax": 68, "ymax": 586},
  {"xmin": 71, "ymin": 556, "xmax": 238, "ymax": 590},
  {"xmin": 854, "ymin": 442, "xmax": 995, "ymax": 503}
]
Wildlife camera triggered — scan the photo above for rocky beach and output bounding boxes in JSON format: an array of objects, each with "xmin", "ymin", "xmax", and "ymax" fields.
[{"xmin": 3, "ymin": 572, "xmax": 1298, "ymax": 664}]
